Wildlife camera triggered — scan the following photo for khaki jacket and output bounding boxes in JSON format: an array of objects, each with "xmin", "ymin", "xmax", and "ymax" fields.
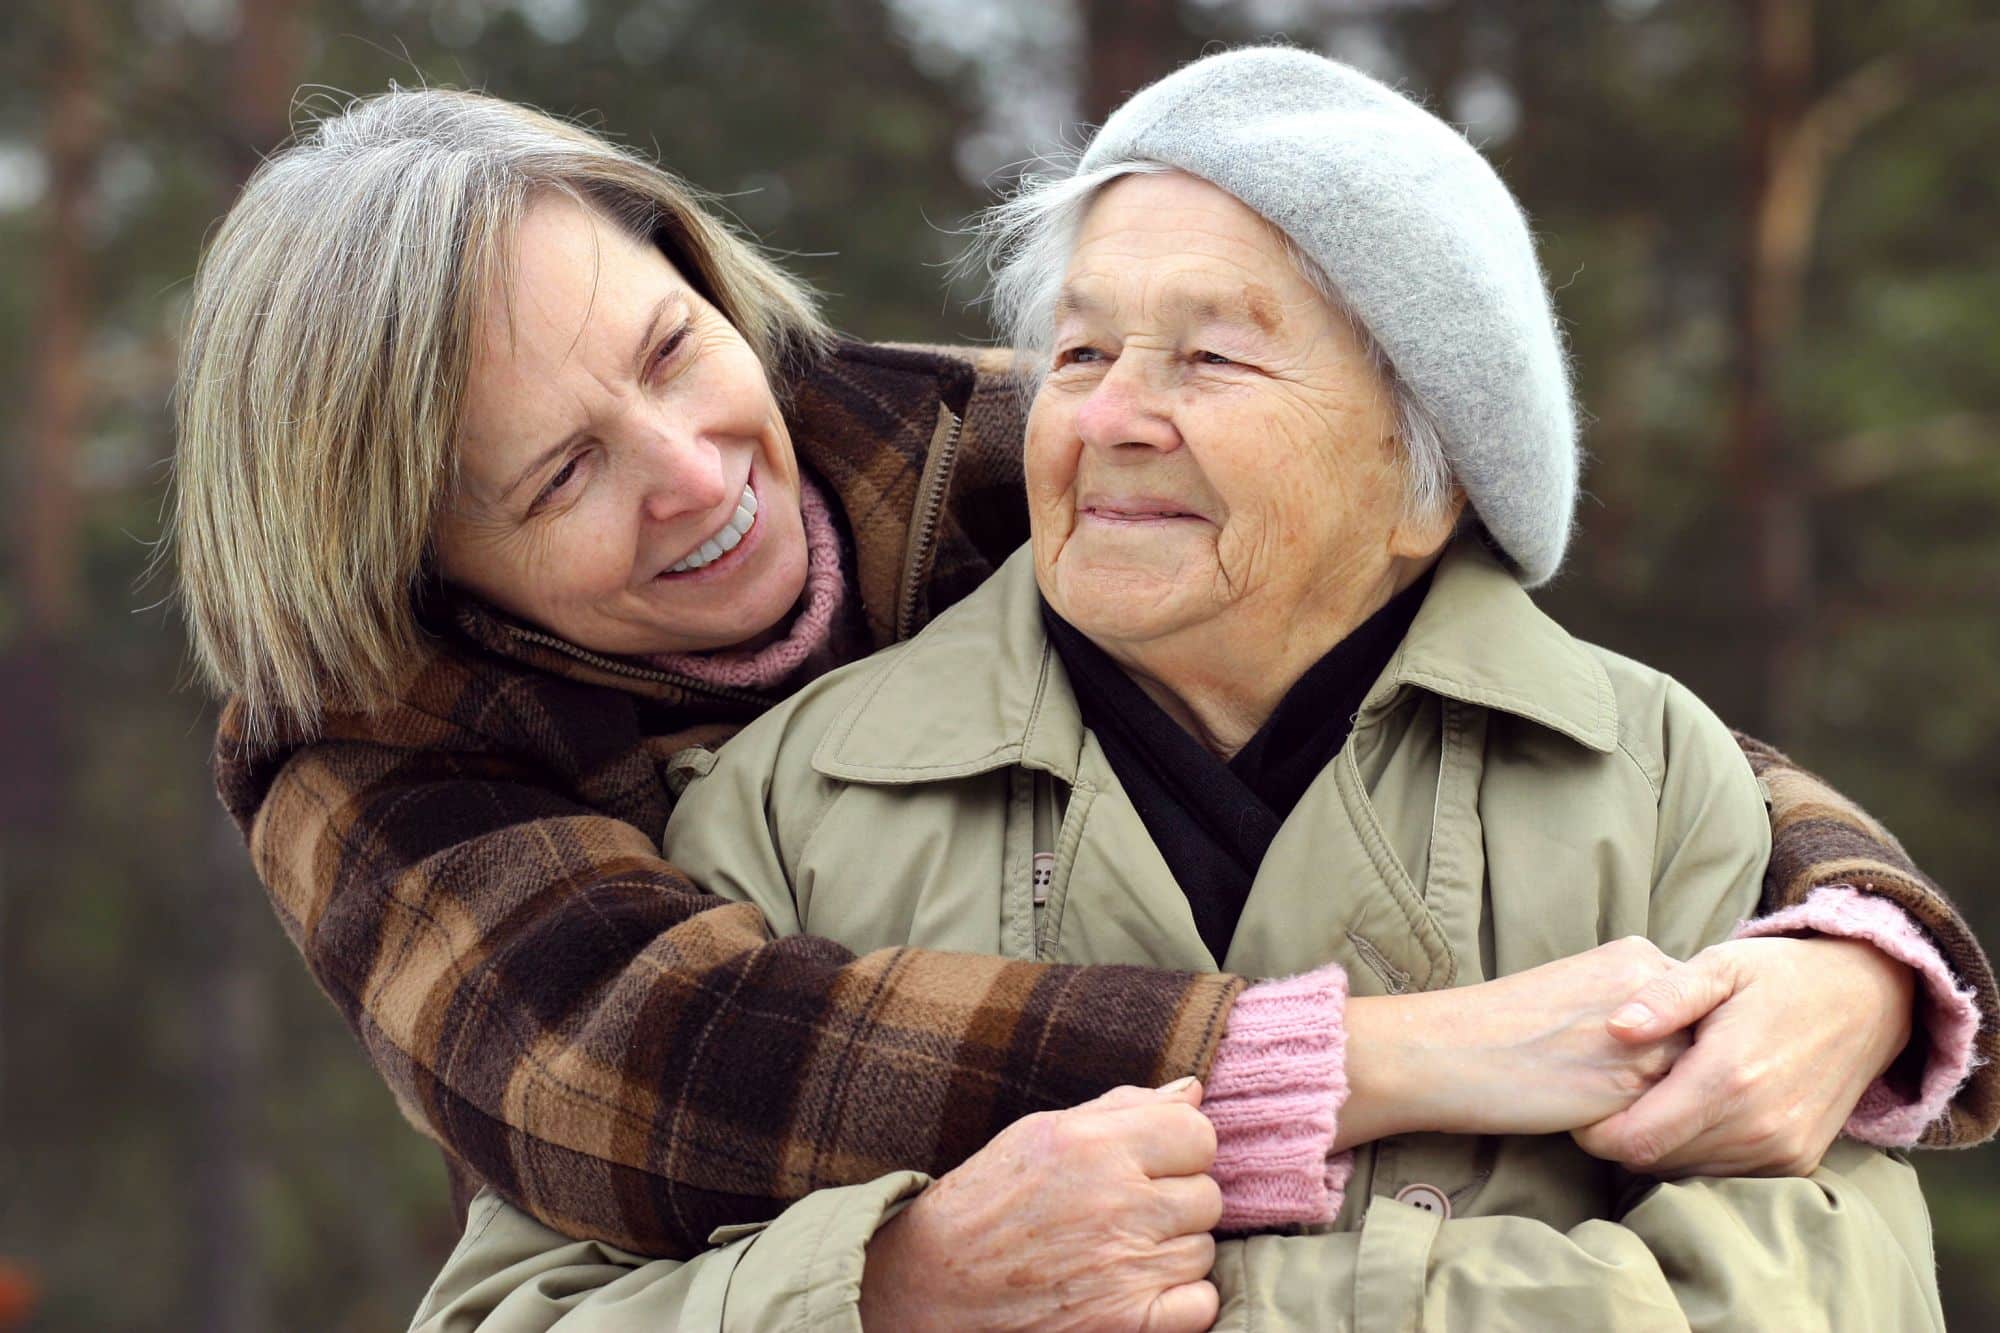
[{"xmin": 413, "ymin": 537, "xmax": 1943, "ymax": 1331}]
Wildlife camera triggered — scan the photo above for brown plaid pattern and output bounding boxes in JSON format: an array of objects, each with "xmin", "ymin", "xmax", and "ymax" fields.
[
  {"xmin": 1737, "ymin": 730, "xmax": 1999, "ymax": 1148},
  {"xmin": 215, "ymin": 341, "xmax": 1996, "ymax": 1259}
]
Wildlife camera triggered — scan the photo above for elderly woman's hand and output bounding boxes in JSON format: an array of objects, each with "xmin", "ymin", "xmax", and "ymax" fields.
[
  {"xmin": 1570, "ymin": 934, "xmax": 1914, "ymax": 1177},
  {"xmin": 1341, "ymin": 937, "xmax": 1693, "ymax": 1148},
  {"xmin": 858, "ymin": 1078, "xmax": 1222, "ymax": 1333}
]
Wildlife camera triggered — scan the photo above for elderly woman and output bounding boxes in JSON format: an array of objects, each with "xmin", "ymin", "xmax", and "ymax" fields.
[
  {"xmin": 170, "ymin": 64, "xmax": 1986, "ymax": 1331},
  {"xmin": 400, "ymin": 49, "xmax": 1972, "ymax": 1330}
]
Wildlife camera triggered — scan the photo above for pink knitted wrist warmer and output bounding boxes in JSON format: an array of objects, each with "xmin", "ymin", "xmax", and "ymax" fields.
[
  {"xmin": 1732, "ymin": 885, "xmax": 1981, "ymax": 1146},
  {"xmin": 1201, "ymin": 889, "xmax": 1969, "ymax": 1231},
  {"xmin": 1204, "ymin": 961, "xmax": 1352, "ymax": 1231},
  {"xmin": 644, "ymin": 474, "xmax": 847, "ymax": 691}
]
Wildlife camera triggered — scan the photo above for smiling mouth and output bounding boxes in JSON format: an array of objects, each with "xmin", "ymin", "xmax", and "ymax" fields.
[
  {"xmin": 1081, "ymin": 506, "xmax": 1205, "ymax": 522},
  {"xmin": 662, "ymin": 484, "xmax": 758, "ymax": 575}
]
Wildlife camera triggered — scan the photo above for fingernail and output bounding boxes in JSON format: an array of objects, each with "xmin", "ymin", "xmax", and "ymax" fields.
[
  {"xmin": 1156, "ymin": 1075, "xmax": 1197, "ymax": 1095},
  {"xmin": 1610, "ymin": 1003, "xmax": 1653, "ymax": 1029}
]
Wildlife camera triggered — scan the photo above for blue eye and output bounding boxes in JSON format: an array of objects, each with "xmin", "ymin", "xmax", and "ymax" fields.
[{"xmin": 1196, "ymin": 350, "xmax": 1235, "ymax": 366}]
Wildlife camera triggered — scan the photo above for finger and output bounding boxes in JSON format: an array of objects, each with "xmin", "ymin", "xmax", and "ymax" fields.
[
  {"xmin": 1089, "ymin": 1083, "xmax": 1171, "ymax": 1111},
  {"xmin": 1642, "ymin": 1140, "xmax": 1770, "ymax": 1179},
  {"xmin": 1146, "ymin": 1172, "xmax": 1225, "ymax": 1238},
  {"xmin": 1084, "ymin": 1077, "xmax": 1202, "ymax": 1113},
  {"xmin": 1110, "ymin": 1101, "xmax": 1218, "ymax": 1178},
  {"xmin": 1654, "ymin": 1143, "xmax": 1825, "ymax": 1180},
  {"xmin": 1578, "ymin": 1051, "xmax": 1732, "ymax": 1171},
  {"xmin": 1640, "ymin": 1128, "xmax": 1784, "ymax": 1179},
  {"xmin": 1151, "ymin": 1231, "xmax": 1219, "ymax": 1285},
  {"xmin": 1644, "ymin": 1029, "xmax": 1694, "ymax": 1074},
  {"xmin": 1641, "ymin": 1106, "xmax": 1830, "ymax": 1179},
  {"xmin": 1629, "ymin": 1113, "xmax": 1750, "ymax": 1177},
  {"xmin": 1608, "ymin": 954, "xmax": 1739, "ymax": 1043},
  {"xmin": 1141, "ymin": 1280, "xmax": 1219, "ymax": 1333}
]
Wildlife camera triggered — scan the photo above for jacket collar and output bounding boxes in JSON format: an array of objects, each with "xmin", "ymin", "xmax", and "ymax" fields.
[
  {"xmin": 813, "ymin": 545, "xmax": 1086, "ymax": 784},
  {"xmin": 813, "ymin": 532, "xmax": 1616, "ymax": 785},
  {"xmin": 1368, "ymin": 535, "xmax": 1618, "ymax": 753}
]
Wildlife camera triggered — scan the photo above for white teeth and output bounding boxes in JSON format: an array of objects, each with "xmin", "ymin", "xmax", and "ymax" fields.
[{"xmin": 664, "ymin": 484, "xmax": 758, "ymax": 575}]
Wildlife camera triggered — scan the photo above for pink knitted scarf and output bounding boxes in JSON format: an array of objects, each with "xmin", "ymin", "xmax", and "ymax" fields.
[{"xmin": 645, "ymin": 474, "xmax": 847, "ymax": 691}]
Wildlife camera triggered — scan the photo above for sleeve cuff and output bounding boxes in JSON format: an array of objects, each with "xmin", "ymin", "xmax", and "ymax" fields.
[
  {"xmin": 721, "ymin": 1169, "xmax": 931, "ymax": 1331},
  {"xmin": 1206, "ymin": 961, "xmax": 1351, "ymax": 1230},
  {"xmin": 1353, "ymin": 1192, "xmax": 1445, "ymax": 1329},
  {"xmin": 1733, "ymin": 885, "xmax": 1982, "ymax": 1146}
]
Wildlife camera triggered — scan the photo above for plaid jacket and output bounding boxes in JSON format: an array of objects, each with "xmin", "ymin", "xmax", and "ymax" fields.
[{"xmin": 215, "ymin": 341, "xmax": 1999, "ymax": 1259}]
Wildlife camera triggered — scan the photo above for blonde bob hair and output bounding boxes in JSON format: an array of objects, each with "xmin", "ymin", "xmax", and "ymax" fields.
[{"xmin": 170, "ymin": 87, "xmax": 832, "ymax": 744}]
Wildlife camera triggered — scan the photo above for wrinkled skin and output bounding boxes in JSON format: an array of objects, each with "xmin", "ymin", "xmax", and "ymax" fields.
[
  {"xmin": 1025, "ymin": 169, "xmax": 1462, "ymax": 758},
  {"xmin": 860, "ymin": 1080, "xmax": 1225, "ymax": 1333}
]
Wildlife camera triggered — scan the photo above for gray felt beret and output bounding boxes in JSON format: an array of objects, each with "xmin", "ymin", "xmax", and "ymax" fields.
[{"xmin": 1078, "ymin": 46, "xmax": 1580, "ymax": 586}]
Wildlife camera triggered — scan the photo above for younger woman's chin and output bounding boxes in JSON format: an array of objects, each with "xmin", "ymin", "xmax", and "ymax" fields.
[{"xmin": 651, "ymin": 561, "xmax": 810, "ymax": 655}]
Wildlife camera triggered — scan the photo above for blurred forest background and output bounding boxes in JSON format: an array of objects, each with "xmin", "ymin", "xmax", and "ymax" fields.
[{"xmin": 0, "ymin": 0, "xmax": 1995, "ymax": 1327}]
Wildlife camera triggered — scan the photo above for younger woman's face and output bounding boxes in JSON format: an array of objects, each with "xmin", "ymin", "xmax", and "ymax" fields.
[{"xmin": 436, "ymin": 193, "xmax": 808, "ymax": 656}]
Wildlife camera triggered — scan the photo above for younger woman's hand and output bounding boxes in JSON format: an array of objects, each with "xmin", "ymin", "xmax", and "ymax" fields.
[
  {"xmin": 1571, "ymin": 934, "xmax": 1915, "ymax": 1177},
  {"xmin": 1341, "ymin": 937, "xmax": 1692, "ymax": 1149}
]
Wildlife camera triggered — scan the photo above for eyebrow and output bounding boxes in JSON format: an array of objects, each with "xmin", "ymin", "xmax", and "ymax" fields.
[
  {"xmin": 1052, "ymin": 286, "xmax": 1100, "ymax": 324},
  {"xmin": 498, "ymin": 292, "xmax": 687, "ymax": 505},
  {"xmin": 1053, "ymin": 282, "xmax": 1283, "ymax": 335}
]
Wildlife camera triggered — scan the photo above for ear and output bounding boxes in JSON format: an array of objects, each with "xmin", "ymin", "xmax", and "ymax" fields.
[{"xmin": 1387, "ymin": 482, "xmax": 1468, "ymax": 562}]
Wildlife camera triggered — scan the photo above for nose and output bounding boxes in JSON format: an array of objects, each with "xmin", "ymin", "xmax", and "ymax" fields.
[
  {"xmin": 1073, "ymin": 353, "xmax": 1182, "ymax": 457},
  {"xmin": 631, "ymin": 416, "xmax": 730, "ymax": 524}
]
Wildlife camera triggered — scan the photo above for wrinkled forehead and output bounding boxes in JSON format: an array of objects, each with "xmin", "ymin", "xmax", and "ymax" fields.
[
  {"xmin": 1052, "ymin": 170, "xmax": 1325, "ymax": 337},
  {"xmin": 472, "ymin": 192, "xmax": 674, "ymax": 368},
  {"xmin": 1053, "ymin": 280, "xmax": 1287, "ymax": 336}
]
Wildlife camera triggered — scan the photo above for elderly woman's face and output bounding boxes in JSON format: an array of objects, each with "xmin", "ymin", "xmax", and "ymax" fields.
[
  {"xmin": 1027, "ymin": 171, "xmax": 1430, "ymax": 661},
  {"xmin": 436, "ymin": 193, "xmax": 808, "ymax": 656}
]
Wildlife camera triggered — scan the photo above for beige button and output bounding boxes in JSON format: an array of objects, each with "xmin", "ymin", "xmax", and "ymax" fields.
[{"xmin": 1393, "ymin": 1183, "xmax": 1452, "ymax": 1219}]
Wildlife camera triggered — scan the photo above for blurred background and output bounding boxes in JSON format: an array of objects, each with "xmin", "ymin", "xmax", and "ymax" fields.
[{"xmin": 0, "ymin": 0, "xmax": 1994, "ymax": 1327}]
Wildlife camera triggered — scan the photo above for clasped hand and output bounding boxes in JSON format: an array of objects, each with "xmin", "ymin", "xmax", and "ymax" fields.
[
  {"xmin": 859, "ymin": 933, "xmax": 1914, "ymax": 1331},
  {"xmin": 859, "ymin": 1078, "xmax": 1224, "ymax": 1333},
  {"xmin": 1345, "ymin": 933, "xmax": 1912, "ymax": 1176},
  {"xmin": 1571, "ymin": 933, "xmax": 1913, "ymax": 1176},
  {"xmin": 1352, "ymin": 924, "xmax": 1912, "ymax": 1176}
]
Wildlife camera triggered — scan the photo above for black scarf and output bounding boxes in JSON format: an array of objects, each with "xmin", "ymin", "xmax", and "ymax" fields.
[{"xmin": 1041, "ymin": 569, "xmax": 1432, "ymax": 962}]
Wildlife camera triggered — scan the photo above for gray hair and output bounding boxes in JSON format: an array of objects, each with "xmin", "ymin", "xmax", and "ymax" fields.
[
  {"xmin": 966, "ymin": 159, "xmax": 1456, "ymax": 526},
  {"xmin": 170, "ymin": 87, "xmax": 833, "ymax": 744}
]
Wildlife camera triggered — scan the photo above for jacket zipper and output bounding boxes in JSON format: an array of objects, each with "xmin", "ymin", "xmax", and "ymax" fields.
[
  {"xmin": 502, "ymin": 624, "xmax": 773, "ymax": 707},
  {"xmin": 1031, "ymin": 767, "xmax": 1059, "ymax": 958},
  {"xmin": 894, "ymin": 404, "xmax": 967, "ymax": 643}
]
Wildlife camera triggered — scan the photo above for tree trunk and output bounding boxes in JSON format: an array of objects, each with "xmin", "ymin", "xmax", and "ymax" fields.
[
  {"xmin": 1080, "ymin": 0, "xmax": 1201, "ymax": 126},
  {"xmin": 1418, "ymin": 0, "xmax": 1468, "ymax": 123},
  {"xmin": 20, "ymin": 1, "xmax": 96, "ymax": 641},
  {"xmin": 1732, "ymin": 0, "xmax": 1815, "ymax": 740}
]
